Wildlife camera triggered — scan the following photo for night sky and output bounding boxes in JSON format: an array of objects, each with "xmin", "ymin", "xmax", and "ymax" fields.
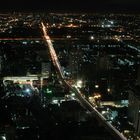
[{"xmin": 1, "ymin": 0, "xmax": 140, "ymax": 13}]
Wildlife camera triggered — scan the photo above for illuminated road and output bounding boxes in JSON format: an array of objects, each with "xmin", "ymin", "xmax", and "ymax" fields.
[
  {"xmin": 41, "ymin": 22, "xmax": 127, "ymax": 140},
  {"xmin": 41, "ymin": 22, "xmax": 64, "ymax": 79}
]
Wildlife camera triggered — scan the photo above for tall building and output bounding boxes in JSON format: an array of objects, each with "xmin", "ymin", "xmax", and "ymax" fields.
[
  {"xmin": 128, "ymin": 66, "xmax": 140, "ymax": 135},
  {"xmin": 128, "ymin": 86, "xmax": 140, "ymax": 135},
  {"xmin": 137, "ymin": 66, "xmax": 140, "ymax": 86},
  {"xmin": 96, "ymin": 53, "xmax": 113, "ymax": 95},
  {"xmin": 41, "ymin": 62, "xmax": 51, "ymax": 76}
]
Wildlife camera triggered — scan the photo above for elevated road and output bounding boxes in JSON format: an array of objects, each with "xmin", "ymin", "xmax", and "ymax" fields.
[{"xmin": 41, "ymin": 22, "xmax": 127, "ymax": 140}]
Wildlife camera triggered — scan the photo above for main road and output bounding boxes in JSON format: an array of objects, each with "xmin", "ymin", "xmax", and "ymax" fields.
[{"xmin": 41, "ymin": 22, "xmax": 127, "ymax": 140}]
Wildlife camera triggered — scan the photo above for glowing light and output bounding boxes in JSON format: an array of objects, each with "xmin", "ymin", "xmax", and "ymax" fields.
[
  {"xmin": 52, "ymin": 99, "xmax": 58, "ymax": 104},
  {"xmin": 76, "ymin": 80, "xmax": 83, "ymax": 88},
  {"xmin": 110, "ymin": 21, "xmax": 114, "ymax": 24},
  {"xmin": 102, "ymin": 111, "xmax": 106, "ymax": 114},
  {"xmin": 71, "ymin": 93, "xmax": 75, "ymax": 96},
  {"xmin": 107, "ymin": 88, "xmax": 111, "ymax": 92},
  {"xmin": 93, "ymin": 93, "xmax": 101, "ymax": 99},
  {"xmin": 26, "ymin": 88, "xmax": 30, "ymax": 93},
  {"xmin": 1, "ymin": 136, "xmax": 6, "ymax": 140},
  {"xmin": 90, "ymin": 36, "xmax": 94, "ymax": 40},
  {"xmin": 95, "ymin": 84, "xmax": 99, "ymax": 88},
  {"xmin": 67, "ymin": 35, "xmax": 71, "ymax": 38}
]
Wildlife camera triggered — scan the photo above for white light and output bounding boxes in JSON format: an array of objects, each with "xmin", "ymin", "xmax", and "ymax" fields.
[
  {"xmin": 110, "ymin": 21, "xmax": 114, "ymax": 24},
  {"xmin": 110, "ymin": 117, "xmax": 114, "ymax": 120},
  {"xmin": 71, "ymin": 93, "xmax": 75, "ymax": 96},
  {"xmin": 95, "ymin": 84, "xmax": 99, "ymax": 88},
  {"xmin": 107, "ymin": 24, "xmax": 111, "ymax": 28},
  {"xmin": 102, "ymin": 111, "xmax": 106, "ymax": 114},
  {"xmin": 2, "ymin": 136, "xmax": 6, "ymax": 140},
  {"xmin": 52, "ymin": 99, "xmax": 58, "ymax": 104},
  {"xmin": 26, "ymin": 88, "xmax": 30, "ymax": 93},
  {"xmin": 90, "ymin": 36, "xmax": 94, "ymax": 40},
  {"xmin": 107, "ymin": 88, "xmax": 111, "ymax": 92},
  {"xmin": 77, "ymin": 80, "xmax": 82, "ymax": 84},
  {"xmin": 76, "ymin": 80, "xmax": 83, "ymax": 88},
  {"xmin": 67, "ymin": 35, "xmax": 71, "ymax": 38}
]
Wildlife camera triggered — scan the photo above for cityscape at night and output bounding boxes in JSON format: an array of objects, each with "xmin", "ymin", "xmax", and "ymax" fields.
[{"xmin": 0, "ymin": 1, "xmax": 140, "ymax": 140}]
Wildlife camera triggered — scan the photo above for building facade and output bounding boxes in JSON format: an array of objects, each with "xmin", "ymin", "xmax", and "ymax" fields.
[{"xmin": 128, "ymin": 87, "xmax": 140, "ymax": 135}]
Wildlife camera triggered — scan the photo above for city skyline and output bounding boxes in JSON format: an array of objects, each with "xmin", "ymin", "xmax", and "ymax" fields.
[{"xmin": 0, "ymin": 12, "xmax": 140, "ymax": 140}]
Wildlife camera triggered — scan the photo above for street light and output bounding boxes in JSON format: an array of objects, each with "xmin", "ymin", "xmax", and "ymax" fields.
[
  {"xmin": 107, "ymin": 88, "xmax": 111, "ymax": 93},
  {"xmin": 95, "ymin": 84, "xmax": 99, "ymax": 88},
  {"xmin": 90, "ymin": 36, "xmax": 94, "ymax": 40}
]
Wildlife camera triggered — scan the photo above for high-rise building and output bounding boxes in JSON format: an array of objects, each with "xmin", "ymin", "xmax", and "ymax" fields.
[
  {"xmin": 137, "ymin": 66, "xmax": 140, "ymax": 86},
  {"xmin": 128, "ymin": 86, "xmax": 140, "ymax": 135},
  {"xmin": 41, "ymin": 62, "xmax": 51, "ymax": 76}
]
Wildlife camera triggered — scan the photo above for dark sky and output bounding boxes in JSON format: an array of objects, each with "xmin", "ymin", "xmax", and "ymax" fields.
[{"xmin": 1, "ymin": 0, "xmax": 140, "ymax": 13}]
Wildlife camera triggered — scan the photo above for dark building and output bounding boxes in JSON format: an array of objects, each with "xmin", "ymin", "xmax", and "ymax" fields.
[{"xmin": 128, "ymin": 86, "xmax": 140, "ymax": 135}]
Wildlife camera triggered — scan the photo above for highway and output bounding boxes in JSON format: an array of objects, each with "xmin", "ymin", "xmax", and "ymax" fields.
[{"xmin": 41, "ymin": 22, "xmax": 127, "ymax": 140}]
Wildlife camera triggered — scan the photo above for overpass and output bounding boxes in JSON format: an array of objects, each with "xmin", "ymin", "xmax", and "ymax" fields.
[{"xmin": 41, "ymin": 22, "xmax": 127, "ymax": 140}]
